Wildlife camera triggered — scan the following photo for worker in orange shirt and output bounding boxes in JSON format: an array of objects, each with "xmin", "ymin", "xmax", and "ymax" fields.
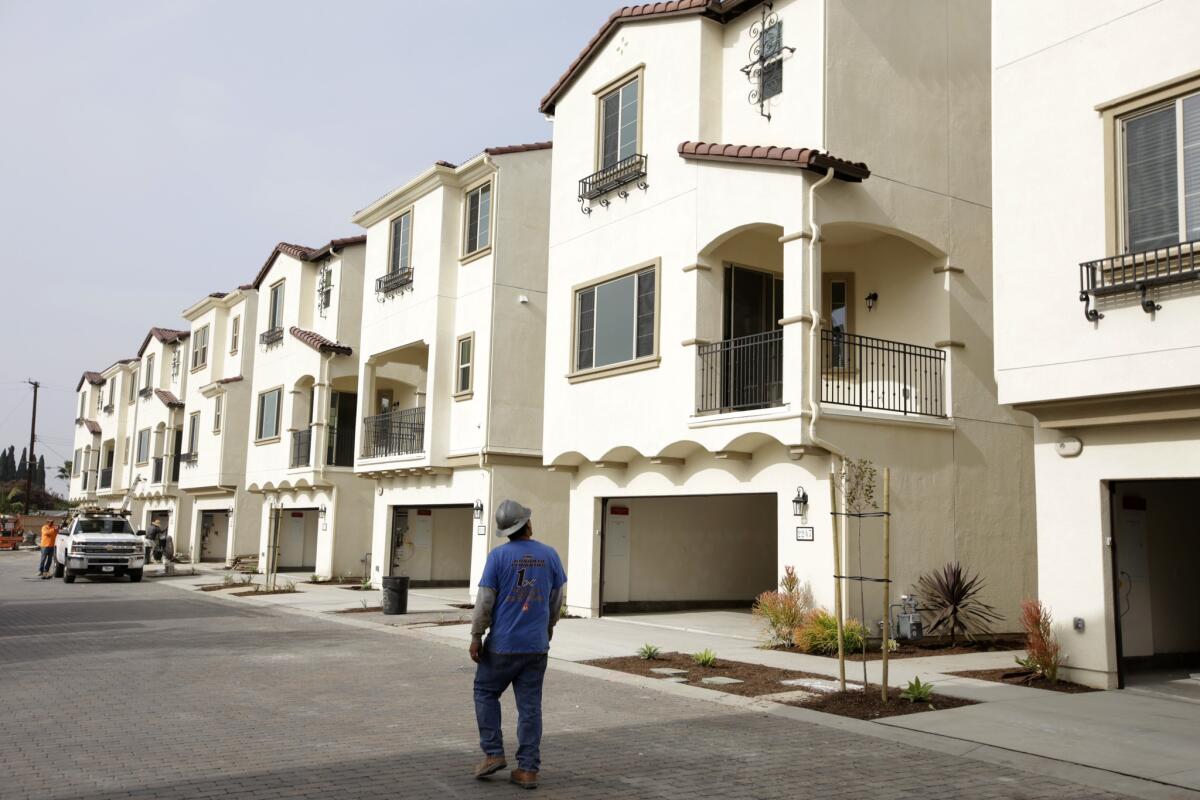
[{"xmin": 38, "ymin": 520, "xmax": 58, "ymax": 579}]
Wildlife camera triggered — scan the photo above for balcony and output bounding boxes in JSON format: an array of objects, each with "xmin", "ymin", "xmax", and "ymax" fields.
[
  {"xmin": 1079, "ymin": 239, "xmax": 1200, "ymax": 321},
  {"xmin": 260, "ymin": 327, "xmax": 284, "ymax": 346},
  {"xmin": 375, "ymin": 269, "xmax": 413, "ymax": 296},
  {"xmin": 138, "ymin": 386, "xmax": 152, "ymax": 399},
  {"xmin": 152, "ymin": 457, "xmax": 164, "ymax": 483},
  {"xmin": 361, "ymin": 406, "xmax": 425, "ymax": 459},
  {"xmin": 178, "ymin": 452, "xmax": 197, "ymax": 466},
  {"xmin": 290, "ymin": 427, "xmax": 312, "ymax": 469},
  {"xmin": 578, "ymin": 154, "xmax": 648, "ymax": 205},
  {"xmin": 696, "ymin": 330, "xmax": 783, "ymax": 415},
  {"xmin": 821, "ymin": 331, "xmax": 946, "ymax": 418},
  {"xmin": 103, "ymin": 403, "xmax": 114, "ymax": 414},
  {"xmin": 99, "ymin": 468, "xmax": 112, "ymax": 489}
]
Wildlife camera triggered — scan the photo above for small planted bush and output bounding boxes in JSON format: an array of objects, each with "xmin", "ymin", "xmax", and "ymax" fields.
[
  {"xmin": 915, "ymin": 562, "xmax": 1003, "ymax": 646},
  {"xmin": 900, "ymin": 676, "xmax": 934, "ymax": 703},
  {"xmin": 359, "ymin": 577, "xmax": 372, "ymax": 591},
  {"xmin": 1015, "ymin": 599, "xmax": 1064, "ymax": 683},
  {"xmin": 792, "ymin": 609, "xmax": 866, "ymax": 655},
  {"xmin": 692, "ymin": 648, "xmax": 718, "ymax": 667},
  {"xmin": 752, "ymin": 566, "xmax": 815, "ymax": 647},
  {"xmin": 637, "ymin": 643, "xmax": 661, "ymax": 661}
]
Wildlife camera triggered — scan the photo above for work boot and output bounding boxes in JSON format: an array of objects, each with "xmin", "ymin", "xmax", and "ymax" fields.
[
  {"xmin": 510, "ymin": 769, "xmax": 538, "ymax": 789},
  {"xmin": 473, "ymin": 755, "xmax": 507, "ymax": 779}
]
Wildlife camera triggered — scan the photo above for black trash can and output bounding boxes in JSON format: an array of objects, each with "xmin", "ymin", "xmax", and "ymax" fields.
[{"xmin": 382, "ymin": 576, "xmax": 410, "ymax": 615}]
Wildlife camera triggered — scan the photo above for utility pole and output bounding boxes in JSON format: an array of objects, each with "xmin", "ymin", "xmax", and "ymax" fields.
[{"xmin": 25, "ymin": 380, "xmax": 39, "ymax": 515}]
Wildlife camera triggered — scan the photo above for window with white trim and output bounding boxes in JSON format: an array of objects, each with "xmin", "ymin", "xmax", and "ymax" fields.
[
  {"xmin": 230, "ymin": 316, "xmax": 240, "ymax": 353},
  {"xmin": 256, "ymin": 388, "xmax": 281, "ymax": 440},
  {"xmin": 575, "ymin": 266, "xmax": 656, "ymax": 371},
  {"xmin": 599, "ymin": 76, "xmax": 639, "ymax": 168},
  {"xmin": 143, "ymin": 354, "xmax": 154, "ymax": 391},
  {"xmin": 187, "ymin": 412, "xmax": 200, "ymax": 455},
  {"xmin": 78, "ymin": 392, "xmax": 86, "ymax": 419},
  {"xmin": 135, "ymin": 429, "xmax": 150, "ymax": 464},
  {"xmin": 317, "ymin": 264, "xmax": 334, "ymax": 311},
  {"xmin": 464, "ymin": 183, "xmax": 491, "ymax": 255},
  {"xmin": 1122, "ymin": 91, "xmax": 1200, "ymax": 252},
  {"xmin": 191, "ymin": 325, "xmax": 209, "ymax": 370},
  {"xmin": 390, "ymin": 210, "xmax": 412, "ymax": 274},
  {"xmin": 128, "ymin": 367, "xmax": 138, "ymax": 402},
  {"xmin": 213, "ymin": 395, "xmax": 223, "ymax": 433},
  {"xmin": 73, "ymin": 449, "xmax": 81, "ymax": 476},
  {"xmin": 456, "ymin": 334, "xmax": 473, "ymax": 395},
  {"xmin": 268, "ymin": 281, "xmax": 285, "ymax": 331}
]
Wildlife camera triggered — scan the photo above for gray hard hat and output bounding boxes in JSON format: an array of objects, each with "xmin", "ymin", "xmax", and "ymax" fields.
[{"xmin": 495, "ymin": 499, "xmax": 531, "ymax": 538}]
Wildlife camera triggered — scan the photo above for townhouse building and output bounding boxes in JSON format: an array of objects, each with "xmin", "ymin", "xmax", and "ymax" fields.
[
  {"xmin": 178, "ymin": 287, "xmax": 263, "ymax": 564},
  {"xmin": 350, "ymin": 144, "xmax": 569, "ymax": 592},
  {"xmin": 993, "ymin": 0, "xmax": 1200, "ymax": 688},
  {"xmin": 92, "ymin": 358, "xmax": 140, "ymax": 507},
  {"xmin": 69, "ymin": 370, "xmax": 106, "ymax": 504},
  {"xmin": 541, "ymin": 0, "xmax": 1036, "ymax": 622},
  {"xmin": 242, "ymin": 237, "xmax": 375, "ymax": 579}
]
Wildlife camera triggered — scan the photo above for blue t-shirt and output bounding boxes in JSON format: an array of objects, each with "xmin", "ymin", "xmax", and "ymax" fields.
[{"xmin": 478, "ymin": 538, "xmax": 567, "ymax": 654}]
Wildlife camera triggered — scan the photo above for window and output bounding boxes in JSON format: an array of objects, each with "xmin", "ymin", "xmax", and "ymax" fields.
[
  {"xmin": 128, "ymin": 367, "xmax": 138, "ymax": 402},
  {"xmin": 106, "ymin": 378, "xmax": 115, "ymax": 408},
  {"xmin": 135, "ymin": 429, "xmax": 150, "ymax": 464},
  {"xmin": 143, "ymin": 354, "xmax": 155, "ymax": 390},
  {"xmin": 187, "ymin": 412, "xmax": 200, "ymax": 454},
  {"xmin": 95, "ymin": 390, "xmax": 102, "ymax": 413},
  {"xmin": 390, "ymin": 210, "xmax": 413, "ymax": 274},
  {"xmin": 123, "ymin": 437, "xmax": 129, "ymax": 463},
  {"xmin": 464, "ymin": 183, "xmax": 491, "ymax": 256},
  {"xmin": 575, "ymin": 265, "xmax": 656, "ymax": 371},
  {"xmin": 317, "ymin": 265, "xmax": 333, "ymax": 310},
  {"xmin": 170, "ymin": 348, "xmax": 179, "ymax": 380},
  {"xmin": 256, "ymin": 388, "xmax": 282, "ymax": 440},
  {"xmin": 213, "ymin": 395, "xmax": 223, "ymax": 433},
  {"xmin": 78, "ymin": 392, "xmax": 86, "ymax": 419},
  {"xmin": 269, "ymin": 281, "xmax": 285, "ymax": 331},
  {"xmin": 191, "ymin": 325, "xmax": 209, "ymax": 370},
  {"xmin": 230, "ymin": 316, "xmax": 240, "ymax": 353},
  {"xmin": 599, "ymin": 75, "xmax": 640, "ymax": 168},
  {"xmin": 1122, "ymin": 92, "xmax": 1200, "ymax": 252},
  {"xmin": 73, "ymin": 449, "xmax": 81, "ymax": 476},
  {"xmin": 456, "ymin": 333, "xmax": 474, "ymax": 396}
]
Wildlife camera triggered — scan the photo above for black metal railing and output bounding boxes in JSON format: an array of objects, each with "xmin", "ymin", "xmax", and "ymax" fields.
[
  {"xmin": 1079, "ymin": 239, "xmax": 1200, "ymax": 322},
  {"xmin": 327, "ymin": 425, "xmax": 355, "ymax": 467},
  {"xmin": 696, "ymin": 330, "xmax": 783, "ymax": 415},
  {"xmin": 821, "ymin": 331, "xmax": 946, "ymax": 418},
  {"xmin": 178, "ymin": 452, "xmax": 197, "ymax": 465},
  {"xmin": 138, "ymin": 387, "xmax": 153, "ymax": 399},
  {"xmin": 152, "ymin": 457, "xmax": 164, "ymax": 483},
  {"xmin": 103, "ymin": 403, "xmax": 114, "ymax": 414},
  {"xmin": 260, "ymin": 327, "xmax": 284, "ymax": 346},
  {"xmin": 99, "ymin": 468, "xmax": 112, "ymax": 489},
  {"xmin": 579, "ymin": 154, "xmax": 648, "ymax": 202},
  {"xmin": 290, "ymin": 427, "xmax": 312, "ymax": 468},
  {"xmin": 376, "ymin": 269, "xmax": 413, "ymax": 295},
  {"xmin": 361, "ymin": 406, "xmax": 425, "ymax": 458}
]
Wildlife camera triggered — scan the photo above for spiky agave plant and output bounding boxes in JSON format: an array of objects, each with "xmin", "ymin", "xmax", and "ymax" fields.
[{"xmin": 915, "ymin": 562, "xmax": 1003, "ymax": 646}]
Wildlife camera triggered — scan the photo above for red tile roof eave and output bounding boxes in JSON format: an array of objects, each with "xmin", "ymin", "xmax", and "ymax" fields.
[
  {"xmin": 250, "ymin": 236, "xmax": 367, "ymax": 290},
  {"xmin": 483, "ymin": 141, "xmax": 552, "ymax": 156},
  {"xmin": 83, "ymin": 420, "xmax": 101, "ymax": 435},
  {"xmin": 136, "ymin": 327, "xmax": 191, "ymax": 357},
  {"xmin": 677, "ymin": 141, "xmax": 870, "ymax": 182},
  {"xmin": 288, "ymin": 326, "xmax": 353, "ymax": 357},
  {"xmin": 154, "ymin": 389, "xmax": 184, "ymax": 408}
]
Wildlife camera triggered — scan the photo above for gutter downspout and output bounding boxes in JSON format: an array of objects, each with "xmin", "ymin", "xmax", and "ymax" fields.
[{"xmin": 805, "ymin": 167, "xmax": 846, "ymax": 464}]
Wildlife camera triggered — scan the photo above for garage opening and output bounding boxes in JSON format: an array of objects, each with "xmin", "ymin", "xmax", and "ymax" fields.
[
  {"xmin": 276, "ymin": 508, "xmax": 318, "ymax": 572},
  {"xmin": 1111, "ymin": 480, "xmax": 1200, "ymax": 690},
  {"xmin": 198, "ymin": 511, "xmax": 229, "ymax": 563},
  {"xmin": 387, "ymin": 505, "xmax": 473, "ymax": 587},
  {"xmin": 600, "ymin": 493, "xmax": 777, "ymax": 614}
]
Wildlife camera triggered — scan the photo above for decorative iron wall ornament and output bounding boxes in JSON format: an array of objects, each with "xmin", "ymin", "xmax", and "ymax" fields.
[{"xmin": 740, "ymin": 2, "xmax": 794, "ymax": 121}]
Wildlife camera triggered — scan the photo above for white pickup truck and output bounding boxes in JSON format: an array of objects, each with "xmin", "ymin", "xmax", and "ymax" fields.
[{"xmin": 54, "ymin": 510, "xmax": 146, "ymax": 583}]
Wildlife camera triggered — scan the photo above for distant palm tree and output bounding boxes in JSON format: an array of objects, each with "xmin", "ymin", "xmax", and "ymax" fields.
[{"xmin": 56, "ymin": 461, "xmax": 72, "ymax": 483}]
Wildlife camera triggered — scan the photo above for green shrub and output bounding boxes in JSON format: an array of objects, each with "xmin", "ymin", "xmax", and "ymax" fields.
[
  {"xmin": 792, "ymin": 609, "xmax": 866, "ymax": 655},
  {"xmin": 637, "ymin": 643, "xmax": 661, "ymax": 661},
  {"xmin": 692, "ymin": 648, "xmax": 717, "ymax": 667},
  {"xmin": 752, "ymin": 566, "xmax": 815, "ymax": 647},
  {"xmin": 900, "ymin": 676, "xmax": 934, "ymax": 703}
]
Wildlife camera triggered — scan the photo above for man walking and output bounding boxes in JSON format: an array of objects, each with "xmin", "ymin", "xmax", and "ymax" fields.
[
  {"xmin": 38, "ymin": 518, "xmax": 58, "ymax": 578},
  {"xmin": 470, "ymin": 499, "xmax": 566, "ymax": 789}
]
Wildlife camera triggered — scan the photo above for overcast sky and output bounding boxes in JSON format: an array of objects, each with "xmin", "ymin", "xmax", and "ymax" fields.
[{"xmin": 0, "ymin": 0, "xmax": 616, "ymax": 491}]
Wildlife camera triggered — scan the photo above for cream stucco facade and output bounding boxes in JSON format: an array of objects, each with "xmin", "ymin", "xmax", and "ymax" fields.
[
  {"xmin": 993, "ymin": 0, "xmax": 1200, "ymax": 688},
  {"xmin": 543, "ymin": 0, "xmax": 1035, "ymax": 627}
]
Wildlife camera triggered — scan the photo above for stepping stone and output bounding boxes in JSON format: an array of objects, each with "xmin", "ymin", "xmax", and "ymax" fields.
[
  {"xmin": 758, "ymin": 689, "xmax": 818, "ymax": 703},
  {"xmin": 700, "ymin": 676, "xmax": 744, "ymax": 686},
  {"xmin": 649, "ymin": 667, "xmax": 687, "ymax": 676}
]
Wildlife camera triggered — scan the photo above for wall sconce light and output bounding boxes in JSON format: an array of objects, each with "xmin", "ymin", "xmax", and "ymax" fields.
[
  {"xmin": 318, "ymin": 505, "xmax": 327, "ymax": 519},
  {"xmin": 865, "ymin": 292, "xmax": 879, "ymax": 312},
  {"xmin": 473, "ymin": 499, "xmax": 484, "ymax": 520},
  {"xmin": 792, "ymin": 486, "xmax": 809, "ymax": 519}
]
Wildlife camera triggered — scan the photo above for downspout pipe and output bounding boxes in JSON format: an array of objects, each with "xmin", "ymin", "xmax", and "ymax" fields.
[{"xmin": 805, "ymin": 167, "xmax": 846, "ymax": 464}]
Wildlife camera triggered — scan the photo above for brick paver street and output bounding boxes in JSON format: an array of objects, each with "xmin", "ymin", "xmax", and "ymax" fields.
[{"xmin": 0, "ymin": 551, "xmax": 1134, "ymax": 800}]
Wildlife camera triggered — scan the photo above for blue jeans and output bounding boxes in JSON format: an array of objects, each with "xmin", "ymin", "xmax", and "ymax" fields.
[
  {"xmin": 473, "ymin": 649, "xmax": 548, "ymax": 771},
  {"xmin": 39, "ymin": 547, "xmax": 54, "ymax": 573}
]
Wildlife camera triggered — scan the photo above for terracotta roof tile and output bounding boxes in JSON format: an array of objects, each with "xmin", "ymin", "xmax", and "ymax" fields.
[
  {"xmin": 251, "ymin": 235, "xmax": 366, "ymax": 290},
  {"xmin": 216, "ymin": 375, "xmax": 244, "ymax": 384},
  {"xmin": 75, "ymin": 371, "xmax": 106, "ymax": 391},
  {"xmin": 154, "ymin": 389, "xmax": 184, "ymax": 408},
  {"xmin": 484, "ymin": 141, "xmax": 553, "ymax": 156},
  {"xmin": 137, "ymin": 327, "xmax": 191, "ymax": 357},
  {"xmin": 677, "ymin": 141, "xmax": 870, "ymax": 182},
  {"xmin": 83, "ymin": 419, "xmax": 101, "ymax": 435},
  {"xmin": 289, "ymin": 327, "xmax": 352, "ymax": 357}
]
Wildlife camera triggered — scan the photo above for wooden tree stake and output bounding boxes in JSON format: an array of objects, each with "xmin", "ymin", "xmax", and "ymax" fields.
[
  {"xmin": 829, "ymin": 469, "xmax": 846, "ymax": 691},
  {"xmin": 881, "ymin": 468, "xmax": 891, "ymax": 703}
]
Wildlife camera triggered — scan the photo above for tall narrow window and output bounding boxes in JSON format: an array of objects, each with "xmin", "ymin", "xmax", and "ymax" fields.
[
  {"xmin": 1122, "ymin": 91, "xmax": 1200, "ymax": 252},
  {"xmin": 78, "ymin": 393, "xmax": 86, "ymax": 419},
  {"xmin": 464, "ymin": 183, "xmax": 491, "ymax": 255},
  {"xmin": 390, "ymin": 210, "xmax": 413, "ymax": 274},
  {"xmin": 317, "ymin": 265, "xmax": 333, "ymax": 310},
  {"xmin": 574, "ymin": 266, "xmax": 656, "ymax": 371},
  {"xmin": 599, "ymin": 76, "xmax": 639, "ymax": 168},
  {"xmin": 256, "ymin": 388, "xmax": 281, "ymax": 440},
  {"xmin": 129, "ymin": 367, "xmax": 138, "ymax": 402},
  {"xmin": 213, "ymin": 395, "xmax": 223, "ymax": 433},
  {"xmin": 456, "ymin": 334, "xmax": 474, "ymax": 395},
  {"xmin": 143, "ymin": 354, "xmax": 155, "ymax": 390},
  {"xmin": 230, "ymin": 316, "xmax": 240, "ymax": 353},
  {"xmin": 106, "ymin": 378, "xmax": 115, "ymax": 408},
  {"xmin": 269, "ymin": 281, "xmax": 285, "ymax": 331},
  {"xmin": 191, "ymin": 325, "xmax": 209, "ymax": 369},
  {"xmin": 73, "ymin": 449, "xmax": 81, "ymax": 476},
  {"xmin": 187, "ymin": 412, "xmax": 200, "ymax": 454},
  {"xmin": 136, "ymin": 429, "xmax": 150, "ymax": 464}
]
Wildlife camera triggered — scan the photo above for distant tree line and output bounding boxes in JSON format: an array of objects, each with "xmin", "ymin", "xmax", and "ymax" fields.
[{"xmin": 0, "ymin": 445, "xmax": 46, "ymax": 487}]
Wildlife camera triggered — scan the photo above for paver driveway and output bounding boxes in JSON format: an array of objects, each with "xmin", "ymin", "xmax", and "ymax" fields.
[{"xmin": 0, "ymin": 551, "xmax": 1136, "ymax": 800}]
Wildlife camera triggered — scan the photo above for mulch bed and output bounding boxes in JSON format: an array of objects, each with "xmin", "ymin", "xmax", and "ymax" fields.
[
  {"xmin": 774, "ymin": 639, "xmax": 1025, "ymax": 661},
  {"xmin": 333, "ymin": 606, "xmax": 383, "ymax": 614},
  {"xmin": 789, "ymin": 687, "xmax": 976, "ymax": 719},
  {"xmin": 231, "ymin": 589, "xmax": 300, "ymax": 597},
  {"xmin": 584, "ymin": 652, "xmax": 830, "ymax": 697},
  {"xmin": 946, "ymin": 668, "xmax": 1098, "ymax": 693}
]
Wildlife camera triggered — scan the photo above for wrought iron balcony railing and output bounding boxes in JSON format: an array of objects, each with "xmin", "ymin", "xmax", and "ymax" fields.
[
  {"xmin": 821, "ymin": 331, "xmax": 946, "ymax": 418},
  {"xmin": 178, "ymin": 452, "xmax": 197, "ymax": 465},
  {"xmin": 1079, "ymin": 238, "xmax": 1200, "ymax": 321},
  {"xmin": 361, "ymin": 406, "xmax": 425, "ymax": 459},
  {"xmin": 290, "ymin": 427, "xmax": 312, "ymax": 469},
  {"xmin": 138, "ymin": 387, "xmax": 153, "ymax": 399},
  {"xmin": 327, "ymin": 425, "xmax": 355, "ymax": 467},
  {"xmin": 578, "ymin": 154, "xmax": 648, "ymax": 207},
  {"xmin": 260, "ymin": 327, "xmax": 284, "ymax": 346},
  {"xmin": 696, "ymin": 330, "xmax": 783, "ymax": 415},
  {"xmin": 376, "ymin": 269, "xmax": 413, "ymax": 295},
  {"xmin": 103, "ymin": 403, "xmax": 114, "ymax": 414}
]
